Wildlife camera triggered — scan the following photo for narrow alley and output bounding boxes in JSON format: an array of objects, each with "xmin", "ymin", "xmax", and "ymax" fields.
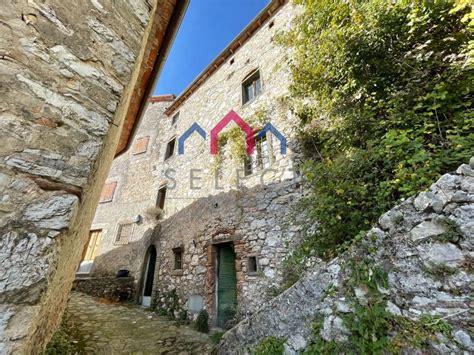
[{"xmin": 53, "ymin": 292, "xmax": 214, "ymax": 354}]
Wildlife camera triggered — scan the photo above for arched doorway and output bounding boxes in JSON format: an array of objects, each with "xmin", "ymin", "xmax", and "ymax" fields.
[{"xmin": 141, "ymin": 245, "xmax": 157, "ymax": 307}]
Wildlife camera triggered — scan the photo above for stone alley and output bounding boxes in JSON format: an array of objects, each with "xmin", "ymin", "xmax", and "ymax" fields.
[{"xmin": 53, "ymin": 292, "xmax": 214, "ymax": 354}]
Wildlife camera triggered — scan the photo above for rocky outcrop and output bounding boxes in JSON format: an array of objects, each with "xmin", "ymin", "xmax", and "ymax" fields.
[
  {"xmin": 0, "ymin": 0, "xmax": 182, "ymax": 352},
  {"xmin": 219, "ymin": 158, "xmax": 474, "ymax": 354}
]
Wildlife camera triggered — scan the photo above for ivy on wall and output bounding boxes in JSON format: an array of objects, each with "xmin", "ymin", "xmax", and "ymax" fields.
[{"xmin": 210, "ymin": 106, "xmax": 270, "ymax": 174}]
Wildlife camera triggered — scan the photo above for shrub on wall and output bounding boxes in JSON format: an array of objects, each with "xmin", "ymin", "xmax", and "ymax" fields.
[
  {"xmin": 195, "ymin": 310, "xmax": 209, "ymax": 333},
  {"xmin": 279, "ymin": 0, "xmax": 473, "ymax": 261}
]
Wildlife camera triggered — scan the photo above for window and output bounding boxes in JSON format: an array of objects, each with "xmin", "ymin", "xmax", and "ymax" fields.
[
  {"xmin": 269, "ymin": 21, "xmax": 275, "ymax": 29},
  {"xmin": 164, "ymin": 138, "xmax": 176, "ymax": 160},
  {"xmin": 133, "ymin": 136, "xmax": 150, "ymax": 155},
  {"xmin": 243, "ymin": 133, "xmax": 272, "ymax": 176},
  {"xmin": 172, "ymin": 112, "xmax": 179, "ymax": 126},
  {"xmin": 156, "ymin": 185, "xmax": 167, "ymax": 210},
  {"xmin": 99, "ymin": 181, "xmax": 117, "ymax": 203},
  {"xmin": 242, "ymin": 70, "xmax": 262, "ymax": 104},
  {"xmin": 173, "ymin": 247, "xmax": 183, "ymax": 270},
  {"xmin": 248, "ymin": 256, "xmax": 258, "ymax": 274},
  {"xmin": 116, "ymin": 223, "xmax": 133, "ymax": 245},
  {"xmin": 230, "ymin": 58, "xmax": 235, "ymax": 65}
]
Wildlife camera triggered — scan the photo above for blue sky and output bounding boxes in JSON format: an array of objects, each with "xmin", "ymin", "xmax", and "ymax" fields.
[{"xmin": 153, "ymin": 0, "xmax": 270, "ymax": 96}]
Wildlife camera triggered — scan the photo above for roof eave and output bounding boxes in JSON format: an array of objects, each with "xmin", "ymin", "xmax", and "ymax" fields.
[
  {"xmin": 115, "ymin": 0, "xmax": 190, "ymax": 157},
  {"xmin": 164, "ymin": 0, "xmax": 287, "ymax": 116}
]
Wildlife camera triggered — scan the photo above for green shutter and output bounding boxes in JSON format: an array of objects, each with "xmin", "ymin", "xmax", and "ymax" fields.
[{"xmin": 217, "ymin": 244, "xmax": 237, "ymax": 328}]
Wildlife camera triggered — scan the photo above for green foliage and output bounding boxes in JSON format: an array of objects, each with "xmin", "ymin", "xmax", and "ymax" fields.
[
  {"xmin": 304, "ymin": 258, "xmax": 455, "ymax": 352},
  {"xmin": 218, "ymin": 127, "xmax": 248, "ymax": 161},
  {"xmin": 44, "ymin": 314, "xmax": 85, "ymax": 355},
  {"xmin": 434, "ymin": 217, "xmax": 463, "ymax": 243},
  {"xmin": 390, "ymin": 314, "xmax": 453, "ymax": 351},
  {"xmin": 305, "ymin": 339, "xmax": 342, "ymax": 354},
  {"xmin": 344, "ymin": 261, "xmax": 392, "ymax": 353},
  {"xmin": 155, "ymin": 289, "xmax": 185, "ymax": 320},
  {"xmin": 423, "ymin": 261, "xmax": 459, "ymax": 278},
  {"xmin": 194, "ymin": 310, "xmax": 210, "ymax": 333},
  {"xmin": 44, "ymin": 326, "xmax": 78, "ymax": 355},
  {"xmin": 282, "ymin": 0, "xmax": 473, "ymax": 260},
  {"xmin": 211, "ymin": 105, "xmax": 270, "ymax": 172},
  {"xmin": 210, "ymin": 331, "xmax": 225, "ymax": 345},
  {"xmin": 304, "ymin": 316, "xmax": 343, "ymax": 354},
  {"xmin": 252, "ymin": 336, "xmax": 286, "ymax": 355}
]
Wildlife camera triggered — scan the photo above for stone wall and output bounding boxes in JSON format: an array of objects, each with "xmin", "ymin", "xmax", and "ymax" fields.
[
  {"xmin": 72, "ymin": 277, "xmax": 134, "ymax": 302},
  {"xmin": 88, "ymin": 1, "xmax": 303, "ymax": 326},
  {"xmin": 219, "ymin": 158, "xmax": 474, "ymax": 354},
  {"xmin": 154, "ymin": 178, "xmax": 303, "ymax": 323},
  {"xmin": 0, "ymin": 0, "xmax": 180, "ymax": 352}
]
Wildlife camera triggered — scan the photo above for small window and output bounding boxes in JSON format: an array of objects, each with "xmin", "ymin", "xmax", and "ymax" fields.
[
  {"xmin": 230, "ymin": 58, "xmax": 235, "ymax": 65},
  {"xmin": 243, "ymin": 133, "xmax": 272, "ymax": 176},
  {"xmin": 242, "ymin": 70, "xmax": 262, "ymax": 104},
  {"xmin": 99, "ymin": 181, "xmax": 117, "ymax": 203},
  {"xmin": 269, "ymin": 21, "xmax": 275, "ymax": 29},
  {"xmin": 173, "ymin": 248, "xmax": 183, "ymax": 270},
  {"xmin": 164, "ymin": 138, "xmax": 176, "ymax": 160},
  {"xmin": 156, "ymin": 185, "xmax": 167, "ymax": 210},
  {"xmin": 133, "ymin": 136, "xmax": 150, "ymax": 155},
  {"xmin": 248, "ymin": 256, "xmax": 258, "ymax": 273},
  {"xmin": 116, "ymin": 223, "xmax": 133, "ymax": 245},
  {"xmin": 172, "ymin": 112, "xmax": 179, "ymax": 126}
]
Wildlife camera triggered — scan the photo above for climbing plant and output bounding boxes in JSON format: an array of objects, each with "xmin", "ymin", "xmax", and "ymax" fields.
[
  {"xmin": 279, "ymin": 0, "xmax": 473, "ymax": 261},
  {"xmin": 304, "ymin": 257, "xmax": 454, "ymax": 353},
  {"xmin": 210, "ymin": 106, "xmax": 271, "ymax": 173}
]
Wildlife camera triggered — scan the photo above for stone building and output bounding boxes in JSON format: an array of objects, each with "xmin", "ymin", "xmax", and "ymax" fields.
[
  {"xmin": 0, "ymin": 0, "xmax": 186, "ymax": 352},
  {"xmin": 81, "ymin": 0, "xmax": 302, "ymax": 327}
]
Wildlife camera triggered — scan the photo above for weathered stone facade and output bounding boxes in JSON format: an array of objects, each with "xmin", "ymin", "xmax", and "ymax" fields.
[
  {"xmin": 87, "ymin": 0, "xmax": 303, "ymax": 327},
  {"xmin": 0, "ymin": 0, "xmax": 183, "ymax": 352},
  {"xmin": 219, "ymin": 159, "xmax": 474, "ymax": 354}
]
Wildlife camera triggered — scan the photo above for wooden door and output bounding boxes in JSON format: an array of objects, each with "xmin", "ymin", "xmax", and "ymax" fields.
[
  {"xmin": 217, "ymin": 243, "xmax": 237, "ymax": 328},
  {"xmin": 82, "ymin": 230, "xmax": 102, "ymax": 261}
]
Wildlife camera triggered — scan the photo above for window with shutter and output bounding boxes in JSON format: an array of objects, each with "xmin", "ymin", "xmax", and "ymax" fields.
[
  {"xmin": 115, "ymin": 223, "xmax": 133, "ymax": 245},
  {"xmin": 99, "ymin": 181, "xmax": 117, "ymax": 203},
  {"xmin": 133, "ymin": 136, "xmax": 150, "ymax": 155},
  {"xmin": 242, "ymin": 70, "xmax": 262, "ymax": 104}
]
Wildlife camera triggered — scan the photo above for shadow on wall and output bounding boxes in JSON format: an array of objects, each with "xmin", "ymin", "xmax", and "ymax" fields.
[
  {"xmin": 85, "ymin": 225, "xmax": 159, "ymax": 302},
  {"xmin": 85, "ymin": 174, "xmax": 303, "ymax": 313}
]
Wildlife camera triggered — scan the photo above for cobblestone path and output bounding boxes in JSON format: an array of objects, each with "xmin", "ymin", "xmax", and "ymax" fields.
[{"xmin": 63, "ymin": 292, "xmax": 214, "ymax": 354}]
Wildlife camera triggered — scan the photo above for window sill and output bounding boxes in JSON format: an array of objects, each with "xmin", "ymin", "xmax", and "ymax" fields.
[
  {"xmin": 164, "ymin": 155, "xmax": 176, "ymax": 163},
  {"xmin": 132, "ymin": 151, "xmax": 147, "ymax": 156},
  {"xmin": 171, "ymin": 269, "xmax": 183, "ymax": 276},
  {"xmin": 99, "ymin": 199, "xmax": 113, "ymax": 204},
  {"xmin": 242, "ymin": 96, "xmax": 258, "ymax": 107},
  {"xmin": 241, "ymin": 161, "xmax": 277, "ymax": 179}
]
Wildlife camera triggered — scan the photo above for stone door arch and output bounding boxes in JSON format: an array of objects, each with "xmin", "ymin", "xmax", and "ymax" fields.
[{"xmin": 140, "ymin": 245, "xmax": 157, "ymax": 307}]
